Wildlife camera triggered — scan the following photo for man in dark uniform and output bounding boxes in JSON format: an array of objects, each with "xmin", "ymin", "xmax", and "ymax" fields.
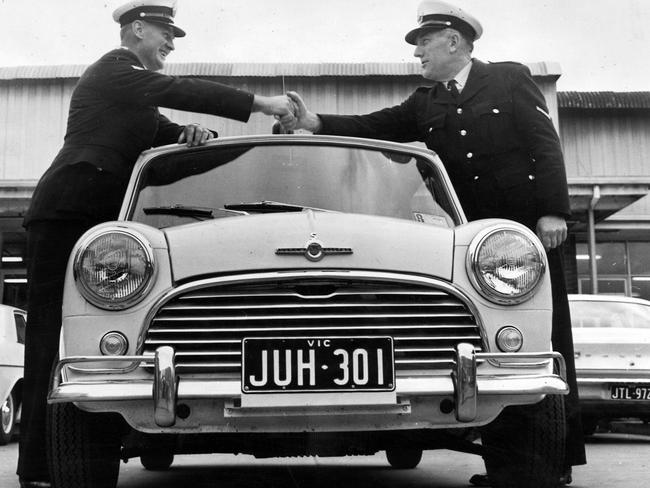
[
  {"xmin": 284, "ymin": 1, "xmax": 586, "ymax": 485},
  {"xmin": 17, "ymin": 2, "xmax": 296, "ymax": 486}
]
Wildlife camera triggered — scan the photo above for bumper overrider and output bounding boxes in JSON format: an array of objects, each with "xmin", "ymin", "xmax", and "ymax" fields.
[{"xmin": 49, "ymin": 344, "xmax": 568, "ymax": 427}]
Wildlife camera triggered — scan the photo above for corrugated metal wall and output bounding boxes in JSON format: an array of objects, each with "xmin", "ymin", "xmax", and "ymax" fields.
[
  {"xmin": 0, "ymin": 79, "xmax": 77, "ymax": 180},
  {"xmin": 560, "ymin": 111, "xmax": 650, "ymax": 178},
  {"xmin": 559, "ymin": 110, "xmax": 650, "ymax": 217}
]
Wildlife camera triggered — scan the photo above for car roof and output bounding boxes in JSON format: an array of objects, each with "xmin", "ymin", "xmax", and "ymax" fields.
[{"xmin": 568, "ymin": 294, "xmax": 650, "ymax": 307}]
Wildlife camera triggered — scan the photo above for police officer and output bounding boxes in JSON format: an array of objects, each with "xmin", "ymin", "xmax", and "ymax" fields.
[
  {"xmin": 17, "ymin": 2, "xmax": 295, "ymax": 486},
  {"xmin": 285, "ymin": 1, "xmax": 586, "ymax": 485}
]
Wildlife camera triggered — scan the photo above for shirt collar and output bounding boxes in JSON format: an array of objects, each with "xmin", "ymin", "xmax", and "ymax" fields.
[{"xmin": 450, "ymin": 60, "xmax": 472, "ymax": 92}]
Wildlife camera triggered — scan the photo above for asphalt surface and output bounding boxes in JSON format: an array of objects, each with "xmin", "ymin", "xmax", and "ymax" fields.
[{"xmin": 1, "ymin": 423, "xmax": 649, "ymax": 488}]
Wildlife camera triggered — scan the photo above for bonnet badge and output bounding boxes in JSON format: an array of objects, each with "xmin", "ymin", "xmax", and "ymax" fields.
[{"xmin": 276, "ymin": 235, "xmax": 353, "ymax": 262}]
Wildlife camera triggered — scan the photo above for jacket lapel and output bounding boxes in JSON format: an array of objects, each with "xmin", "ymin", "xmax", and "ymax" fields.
[{"xmin": 458, "ymin": 59, "xmax": 490, "ymax": 104}]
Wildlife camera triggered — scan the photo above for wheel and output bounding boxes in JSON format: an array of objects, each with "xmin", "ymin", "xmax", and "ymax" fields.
[
  {"xmin": 0, "ymin": 390, "xmax": 17, "ymax": 445},
  {"xmin": 48, "ymin": 402, "xmax": 122, "ymax": 488},
  {"xmin": 480, "ymin": 395, "xmax": 565, "ymax": 488},
  {"xmin": 385, "ymin": 447, "xmax": 423, "ymax": 469},
  {"xmin": 140, "ymin": 452, "xmax": 174, "ymax": 471}
]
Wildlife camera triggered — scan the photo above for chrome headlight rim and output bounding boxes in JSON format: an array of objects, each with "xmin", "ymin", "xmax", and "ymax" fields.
[
  {"xmin": 466, "ymin": 224, "xmax": 547, "ymax": 305},
  {"xmin": 73, "ymin": 226, "xmax": 156, "ymax": 310}
]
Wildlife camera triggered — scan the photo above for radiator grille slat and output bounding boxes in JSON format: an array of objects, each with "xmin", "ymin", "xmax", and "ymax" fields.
[{"xmin": 142, "ymin": 277, "xmax": 482, "ymax": 374}]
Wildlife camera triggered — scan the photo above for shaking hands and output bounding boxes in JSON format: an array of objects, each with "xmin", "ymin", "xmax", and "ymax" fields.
[
  {"xmin": 181, "ymin": 92, "xmax": 320, "ymax": 146},
  {"xmin": 253, "ymin": 94, "xmax": 297, "ymax": 128},
  {"xmin": 254, "ymin": 92, "xmax": 322, "ymax": 133}
]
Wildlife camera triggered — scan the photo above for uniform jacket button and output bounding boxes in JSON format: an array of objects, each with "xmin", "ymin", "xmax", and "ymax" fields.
[
  {"xmin": 457, "ymin": 107, "xmax": 463, "ymax": 114},
  {"xmin": 460, "ymin": 129, "xmax": 467, "ymax": 136},
  {"xmin": 428, "ymin": 127, "xmax": 433, "ymax": 133},
  {"xmin": 466, "ymin": 152, "xmax": 473, "ymax": 159},
  {"xmin": 528, "ymin": 174, "xmax": 536, "ymax": 180},
  {"xmin": 473, "ymin": 175, "xmax": 480, "ymax": 180},
  {"xmin": 492, "ymin": 108, "xmax": 500, "ymax": 114}
]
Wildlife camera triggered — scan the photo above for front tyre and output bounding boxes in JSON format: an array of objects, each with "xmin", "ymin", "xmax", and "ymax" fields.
[
  {"xmin": 385, "ymin": 448, "xmax": 423, "ymax": 469},
  {"xmin": 481, "ymin": 395, "xmax": 565, "ymax": 488},
  {"xmin": 0, "ymin": 390, "xmax": 17, "ymax": 445},
  {"xmin": 48, "ymin": 402, "xmax": 122, "ymax": 488}
]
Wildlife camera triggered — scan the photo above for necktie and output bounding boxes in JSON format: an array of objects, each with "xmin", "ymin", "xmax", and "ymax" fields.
[{"xmin": 447, "ymin": 79, "xmax": 460, "ymax": 99}]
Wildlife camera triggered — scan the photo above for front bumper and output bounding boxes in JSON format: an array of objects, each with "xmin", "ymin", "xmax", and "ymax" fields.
[{"xmin": 49, "ymin": 343, "xmax": 568, "ymax": 428}]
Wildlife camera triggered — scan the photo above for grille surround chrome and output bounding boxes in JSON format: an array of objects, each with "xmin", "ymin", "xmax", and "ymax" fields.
[{"xmin": 139, "ymin": 271, "xmax": 486, "ymax": 376}]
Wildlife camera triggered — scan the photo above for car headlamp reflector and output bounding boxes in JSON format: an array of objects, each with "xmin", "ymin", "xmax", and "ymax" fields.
[
  {"xmin": 74, "ymin": 229, "xmax": 154, "ymax": 310},
  {"xmin": 467, "ymin": 226, "xmax": 546, "ymax": 304}
]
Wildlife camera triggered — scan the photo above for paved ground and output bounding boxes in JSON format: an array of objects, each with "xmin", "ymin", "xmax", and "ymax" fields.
[{"xmin": 1, "ymin": 423, "xmax": 649, "ymax": 487}]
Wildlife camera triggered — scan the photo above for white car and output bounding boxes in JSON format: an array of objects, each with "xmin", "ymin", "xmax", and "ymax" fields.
[
  {"xmin": 0, "ymin": 304, "xmax": 27, "ymax": 445},
  {"xmin": 569, "ymin": 294, "xmax": 650, "ymax": 434},
  {"xmin": 48, "ymin": 135, "xmax": 568, "ymax": 488}
]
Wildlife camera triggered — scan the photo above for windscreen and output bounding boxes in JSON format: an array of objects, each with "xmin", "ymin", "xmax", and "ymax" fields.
[{"xmin": 128, "ymin": 143, "xmax": 459, "ymax": 229}]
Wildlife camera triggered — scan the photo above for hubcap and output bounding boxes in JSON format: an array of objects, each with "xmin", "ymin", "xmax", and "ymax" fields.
[{"xmin": 1, "ymin": 396, "xmax": 14, "ymax": 434}]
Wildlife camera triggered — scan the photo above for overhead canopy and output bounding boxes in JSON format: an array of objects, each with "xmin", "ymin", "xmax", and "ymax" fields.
[{"xmin": 567, "ymin": 179, "xmax": 650, "ymax": 229}]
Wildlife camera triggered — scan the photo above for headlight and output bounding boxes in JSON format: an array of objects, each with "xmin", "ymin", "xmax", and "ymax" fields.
[
  {"xmin": 467, "ymin": 225, "xmax": 546, "ymax": 305},
  {"xmin": 74, "ymin": 228, "xmax": 155, "ymax": 310}
]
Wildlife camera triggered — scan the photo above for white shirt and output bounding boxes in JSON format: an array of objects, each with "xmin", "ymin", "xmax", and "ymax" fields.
[{"xmin": 448, "ymin": 60, "xmax": 472, "ymax": 93}]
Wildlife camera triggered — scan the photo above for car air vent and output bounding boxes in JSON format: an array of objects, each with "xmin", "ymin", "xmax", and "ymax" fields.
[{"xmin": 294, "ymin": 283, "xmax": 340, "ymax": 297}]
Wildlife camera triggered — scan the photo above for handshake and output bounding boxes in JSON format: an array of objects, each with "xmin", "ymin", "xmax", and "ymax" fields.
[
  {"xmin": 180, "ymin": 92, "xmax": 319, "ymax": 147},
  {"xmin": 253, "ymin": 92, "xmax": 322, "ymax": 133}
]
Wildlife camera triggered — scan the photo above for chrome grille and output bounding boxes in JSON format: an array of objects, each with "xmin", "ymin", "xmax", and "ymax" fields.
[{"xmin": 142, "ymin": 276, "xmax": 482, "ymax": 375}]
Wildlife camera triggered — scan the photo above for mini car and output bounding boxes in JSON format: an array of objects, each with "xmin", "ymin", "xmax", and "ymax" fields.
[
  {"xmin": 48, "ymin": 135, "xmax": 569, "ymax": 488},
  {"xmin": 0, "ymin": 304, "xmax": 27, "ymax": 445},
  {"xmin": 569, "ymin": 293, "xmax": 650, "ymax": 434}
]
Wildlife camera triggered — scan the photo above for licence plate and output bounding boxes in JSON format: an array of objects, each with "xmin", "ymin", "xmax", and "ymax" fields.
[
  {"xmin": 242, "ymin": 337, "xmax": 395, "ymax": 393},
  {"xmin": 610, "ymin": 384, "xmax": 650, "ymax": 400}
]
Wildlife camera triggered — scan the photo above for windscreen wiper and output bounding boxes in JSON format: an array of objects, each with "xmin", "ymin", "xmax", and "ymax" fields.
[
  {"xmin": 223, "ymin": 200, "xmax": 338, "ymax": 214},
  {"xmin": 143, "ymin": 205, "xmax": 214, "ymax": 220}
]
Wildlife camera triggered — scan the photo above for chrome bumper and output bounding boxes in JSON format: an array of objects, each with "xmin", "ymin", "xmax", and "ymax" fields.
[{"xmin": 49, "ymin": 344, "xmax": 568, "ymax": 427}]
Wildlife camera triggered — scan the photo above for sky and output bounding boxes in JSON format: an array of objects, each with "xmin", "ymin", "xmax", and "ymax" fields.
[{"xmin": 0, "ymin": 0, "xmax": 648, "ymax": 92}]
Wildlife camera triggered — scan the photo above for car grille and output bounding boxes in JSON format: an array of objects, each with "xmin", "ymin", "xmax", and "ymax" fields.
[{"xmin": 142, "ymin": 275, "xmax": 483, "ymax": 376}]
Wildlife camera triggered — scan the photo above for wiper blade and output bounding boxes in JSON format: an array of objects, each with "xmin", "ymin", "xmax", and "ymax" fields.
[
  {"xmin": 143, "ymin": 205, "xmax": 214, "ymax": 220},
  {"xmin": 223, "ymin": 200, "xmax": 333, "ymax": 214}
]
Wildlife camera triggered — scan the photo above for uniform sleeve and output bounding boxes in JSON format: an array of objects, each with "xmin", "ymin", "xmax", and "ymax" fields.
[
  {"xmin": 318, "ymin": 92, "xmax": 422, "ymax": 143},
  {"xmin": 153, "ymin": 112, "xmax": 220, "ymax": 148},
  {"xmin": 511, "ymin": 65, "xmax": 571, "ymax": 219},
  {"xmin": 85, "ymin": 52, "xmax": 254, "ymax": 122},
  {"xmin": 153, "ymin": 112, "xmax": 184, "ymax": 146}
]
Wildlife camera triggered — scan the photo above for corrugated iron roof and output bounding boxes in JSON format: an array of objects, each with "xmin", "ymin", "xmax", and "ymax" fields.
[
  {"xmin": 164, "ymin": 62, "xmax": 427, "ymax": 77},
  {"xmin": 0, "ymin": 65, "xmax": 88, "ymax": 80},
  {"xmin": 558, "ymin": 91, "xmax": 650, "ymax": 110},
  {"xmin": 0, "ymin": 61, "xmax": 561, "ymax": 80}
]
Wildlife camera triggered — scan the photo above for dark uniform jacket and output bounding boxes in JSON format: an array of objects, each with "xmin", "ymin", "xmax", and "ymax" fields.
[
  {"xmin": 25, "ymin": 48, "xmax": 255, "ymax": 225},
  {"xmin": 319, "ymin": 59, "xmax": 571, "ymax": 230}
]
